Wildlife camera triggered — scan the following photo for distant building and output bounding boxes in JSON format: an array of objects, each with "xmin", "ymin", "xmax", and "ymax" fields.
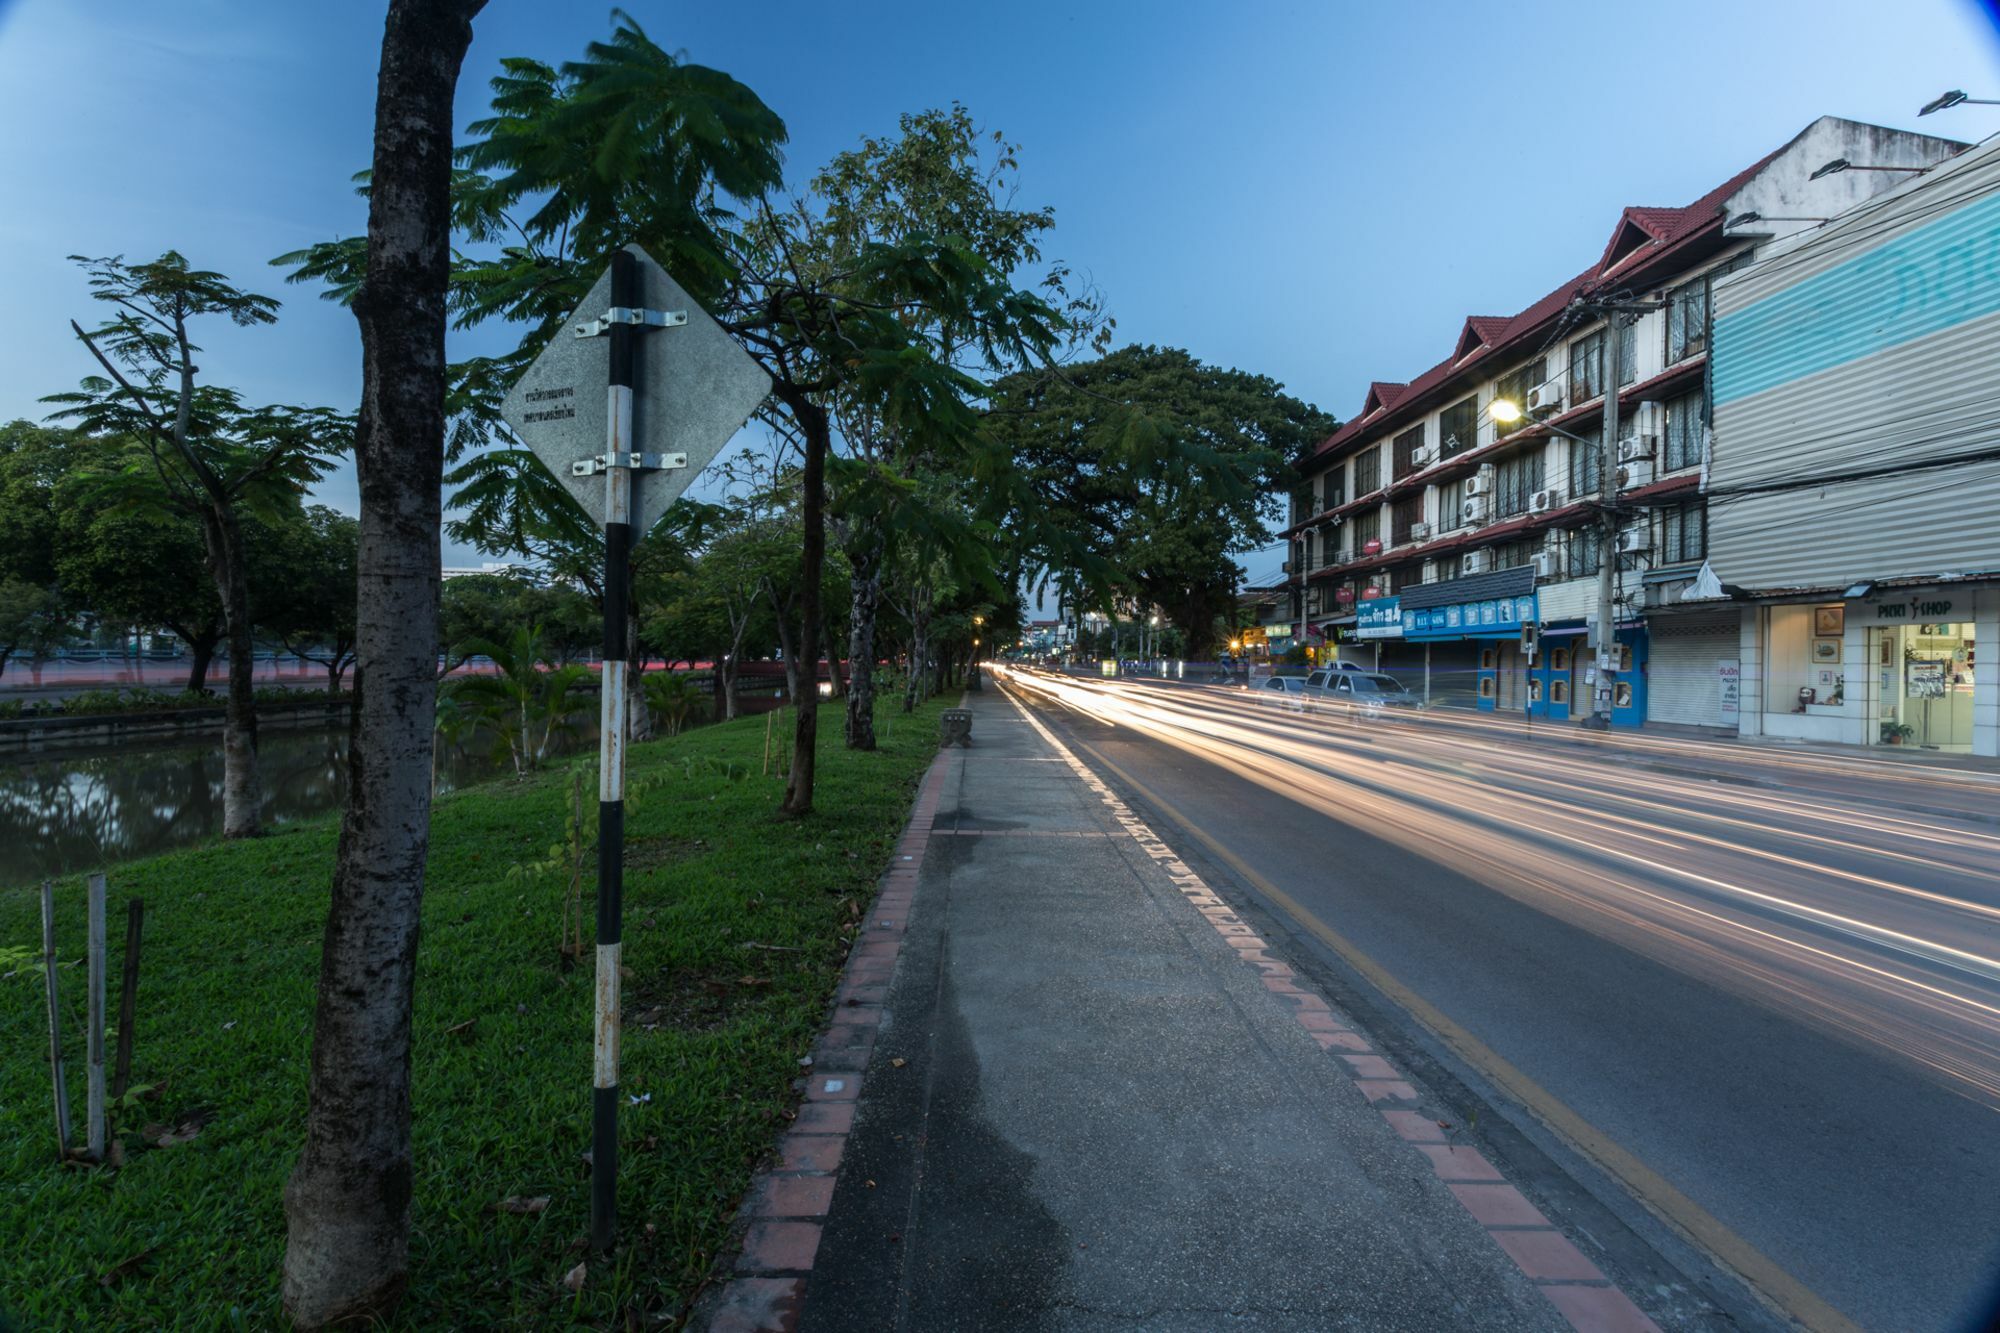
[
  {"xmin": 1703, "ymin": 132, "xmax": 2000, "ymax": 754},
  {"xmin": 1281, "ymin": 116, "xmax": 1965, "ymax": 724}
]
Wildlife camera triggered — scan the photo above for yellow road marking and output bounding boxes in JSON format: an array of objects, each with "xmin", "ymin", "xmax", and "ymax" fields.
[{"xmin": 1063, "ymin": 726, "xmax": 1861, "ymax": 1333}]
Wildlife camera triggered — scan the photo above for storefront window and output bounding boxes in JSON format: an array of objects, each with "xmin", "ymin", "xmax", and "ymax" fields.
[{"xmin": 1767, "ymin": 604, "xmax": 1841, "ymax": 711}]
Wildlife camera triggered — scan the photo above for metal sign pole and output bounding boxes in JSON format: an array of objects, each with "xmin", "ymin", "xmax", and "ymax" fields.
[
  {"xmin": 498, "ymin": 243, "xmax": 771, "ymax": 1254},
  {"xmin": 592, "ymin": 249, "xmax": 638, "ymax": 1254}
]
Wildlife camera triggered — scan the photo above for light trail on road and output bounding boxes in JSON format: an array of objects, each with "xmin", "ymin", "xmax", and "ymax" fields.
[{"xmin": 996, "ymin": 667, "xmax": 2000, "ymax": 1110}]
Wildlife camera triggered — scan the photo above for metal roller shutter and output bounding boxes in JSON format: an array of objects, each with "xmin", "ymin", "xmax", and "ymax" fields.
[{"xmin": 1645, "ymin": 614, "xmax": 1738, "ymax": 726}]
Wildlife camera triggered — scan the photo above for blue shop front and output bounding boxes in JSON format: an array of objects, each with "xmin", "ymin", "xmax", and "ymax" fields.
[{"xmin": 1354, "ymin": 565, "xmax": 1646, "ymax": 726}]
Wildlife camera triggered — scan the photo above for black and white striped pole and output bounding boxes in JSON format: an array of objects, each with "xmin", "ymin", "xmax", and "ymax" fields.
[
  {"xmin": 591, "ymin": 248, "xmax": 637, "ymax": 1253},
  {"xmin": 502, "ymin": 244, "xmax": 770, "ymax": 1253}
]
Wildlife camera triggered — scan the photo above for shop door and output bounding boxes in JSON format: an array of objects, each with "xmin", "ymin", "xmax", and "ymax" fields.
[
  {"xmin": 1539, "ymin": 644, "xmax": 1574, "ymax": 721},
  {"xmin": 1610, "ymin": 630, "xmax": 1648, "ymax": 728},
  {"xmin": 1873, "ymin": 624, "xmax": 1975, "ymax": 750}
]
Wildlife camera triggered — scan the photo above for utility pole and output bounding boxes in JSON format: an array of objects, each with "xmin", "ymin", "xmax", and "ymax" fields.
[{"xmin": 1590, "ymin": 318, "xmax": 1621, "ymax": 729}]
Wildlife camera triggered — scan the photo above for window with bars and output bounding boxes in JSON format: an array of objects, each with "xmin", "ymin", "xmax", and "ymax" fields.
[
  {"xmin": 1569, "ymin": 331, "xmax": 1604, "ymax": 401},
  {"xmin": 1490, "ymin": 538, "xmax": 1538, "ymax": 571},
  {"xmin": 1431, "ymin": 553, "xmax": 1461, "ymax": 583},
  {"xmin": 1353, "ymin": 446, "xmax": 1382, "ymax": 496},
  {"xmin": 1390, "ymin": 563, "xmax": 1421, "ymax": 593},
  {"xmin": 1494, "ymin": 449, "xmax": 1547, "ymax": 518},
  {"xmin": 1393, "ymin": 423, "xmax": 1427, "ymax": 479},
  {"xmin": 1663, "ymin": 389, "xmax": 1704, "ymax": 471},
  {"xmin": 1391, "ymin": 493, "xmax": 1424, "ymax": 545},
  {"xmin": 1662, "ymin": 503, "xmax": 1706, "ymax": 563},
  {"xmin": 1351, "ymin": 506, "xmax": 1381, "ymax": 551},
  {"xmin": 1439, "ymin": 397, "xmax": 1478, "ymax": 457},
  {"xmin": 1492, "ymin": 359, "xmax": 1546, "ymax": 438},
  {"xmin": 1569, "ymin": 527, "xmax": 1602, "ymax": 579},
  {"xmin": 1667, "ymin": 278, "xmax": 1708, "ymax": 363},
  {"xmin": 1569, "ymin": 426, "xmax": 1604, "ymax": 496},
  {"xmin": 1616, "ymin": 318, "xmax": 1638, "ymax": 386}
]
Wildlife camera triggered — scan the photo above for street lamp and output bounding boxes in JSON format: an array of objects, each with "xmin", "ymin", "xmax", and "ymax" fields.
[
  {"xmin": 1921, "ymin": 89, "xmax": 2000, "ymax": 116},
  {"xmin": 1809, "ymin": 157, "xmax": 1930, "ymax": 181},
  {"xmin": 1725, "ymin": 210, "xmax": 1828, "ymax": 229}
]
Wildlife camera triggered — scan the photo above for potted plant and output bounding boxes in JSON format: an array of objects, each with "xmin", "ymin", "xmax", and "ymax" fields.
[{"xmin": 1879, "ymin": 720, "xmax": 1916, "ymax": 746}]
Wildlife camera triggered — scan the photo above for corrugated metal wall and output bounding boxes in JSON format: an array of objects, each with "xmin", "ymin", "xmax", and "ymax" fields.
[
  {"xmin": 1645, "ymin": 614, "xmax": 1738, "ymax": 726},
  {"xmin": 1709, "ymin": 138, "xmax": 2000, "ymax": 590}
]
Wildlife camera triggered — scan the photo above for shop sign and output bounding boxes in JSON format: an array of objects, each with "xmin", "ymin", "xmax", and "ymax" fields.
[
  {"xmin": 1356, "ymin": 596, "xmax": 1404, "ymax": 640},
  {"xmin": 1266, "ymin": 622, "xmax": 1293, "ymax": 639},
  {"xmin": 1718, "ymin": 658, "xmax": 1741, "ymax": 723},
  {"xmin": 1854, "ymin": 588, "xmax": 1962, "ymax": 627}
]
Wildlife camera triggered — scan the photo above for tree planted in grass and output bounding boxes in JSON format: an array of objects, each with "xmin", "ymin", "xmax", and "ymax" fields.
[
  {"xmin": 46, "ymin": 255, "xmax": 347, "ymax": 836},
  {"xmin": 447, "ymin": 624, "xmax": 590, "ymax": 774},
  {"xmin": 282, "ymin": 0, "xmax": 484, "ymax": 1325}
]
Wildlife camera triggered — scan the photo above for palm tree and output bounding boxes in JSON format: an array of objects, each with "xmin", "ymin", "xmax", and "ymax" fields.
[{"xmin": 446, "ymin": 623, "xmax": 589, "ymax": 775}]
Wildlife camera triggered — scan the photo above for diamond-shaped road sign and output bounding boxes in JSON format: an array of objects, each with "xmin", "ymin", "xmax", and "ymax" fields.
[{"xmin": 500, "ymin": 244, "xmax": 771, "ymax": 540}]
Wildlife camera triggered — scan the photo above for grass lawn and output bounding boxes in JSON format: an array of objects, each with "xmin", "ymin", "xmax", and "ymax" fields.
[{"xmin": 1, "ymin": 699, "xmax": 947, "ymax": 1329}]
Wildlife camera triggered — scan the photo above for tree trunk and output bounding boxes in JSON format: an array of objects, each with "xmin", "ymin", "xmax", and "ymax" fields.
[
  {"xmin": 773, "ymin": 609, "xmax": 798, "ymax": 704},
  {"xmin": 202, "ymin": 505, "xmax": 263, "ymax": 838},
  {"xmin": 283, "ymin": 2, "xmax": 480, "ymax": 1326},
  {"xmin": 905, "ymin": 601, "xmax": 930, "ymax": 714},
  {"xmin": 843, "ymin": 541, "xmax": 882, "ymax": 750},
  {"xmin": 783, "ymin": 400, "xmax": 828, "ymax": 816},
  {"xmin": 185, "ymin": 631, "xmax": 218, "ymax": 695},
  {"xmin": 624, "ymin": 606, "xmax": 652, "ymax": 741}
]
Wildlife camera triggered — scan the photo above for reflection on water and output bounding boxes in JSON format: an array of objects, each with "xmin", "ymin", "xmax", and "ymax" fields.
[{"xmin": 0, "ymin": 723, "xmax": 593, "ymax": 887}]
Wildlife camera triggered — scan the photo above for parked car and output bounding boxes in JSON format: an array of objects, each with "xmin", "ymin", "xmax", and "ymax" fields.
[
  {"xmin": 1303, "ymin": 668, "xmax": 1421, "ymax": 718},
  {"xmin": 1256, "ymin": 674, "xmax": 1311, "ymax": 712},
  {"xmin": 1312, "ymin": 668, "xmax": 1424, "ymax": 712}
]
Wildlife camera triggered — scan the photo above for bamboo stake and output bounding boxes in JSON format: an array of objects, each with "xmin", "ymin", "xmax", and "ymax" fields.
[
  {"xmin": 41, "ymin": 880, "xmax": 70, "ymax": 1159},
  {"xmin": 87, "ymin": 873, "xmax": 107, "ymax": 1161},
  {"xmin": 112, "ymin": 899, "xmax": 143, "ymax": 1102}
]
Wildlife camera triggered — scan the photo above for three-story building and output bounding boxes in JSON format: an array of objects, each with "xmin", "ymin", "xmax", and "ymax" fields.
[{"xmin": 1284, "ymin": 116, "xmax": 1964, "ymax": 726}]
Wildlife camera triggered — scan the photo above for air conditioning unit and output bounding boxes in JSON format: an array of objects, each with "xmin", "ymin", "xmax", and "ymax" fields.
[
  {"xmin": 1616, "ymin": 459, "xmax": 1654, "ymax": 490},
  {"xmin": 1461, "ymin": 495, "xmax": 1490, "ymax": 525},
  {"xmin": 1617, "ymin": 526, "xmax": 1651, "ymax": 555},
  {"xmin": 1409, "ymin": 520, "xmax": 1432, "ymax": 541},
  {"xmin": 1526, "ymin": 383, "xmax": 1564, "ymax": 415},
  {"xmin": 1461, "ymin": 550, "xmax": 1491, "ymax": 575},
  {"xmin": 1464, "ymin": 466, "xmax": 1495, "ymax": 497},
  {"xmin": 1530, "ymin": 551, "xmax": 1556, "ymax": 580},
  {"xmin": 1528, "ymin": 486, "xmax": 1565, "ymax": 515},
  {"xmin": 1618, "ymin": 435, "xmax": 1656, "ymax": 464},
  {"xmin": 1411, "ymin": 443, "xmax": 1438, "ymax": 468}
]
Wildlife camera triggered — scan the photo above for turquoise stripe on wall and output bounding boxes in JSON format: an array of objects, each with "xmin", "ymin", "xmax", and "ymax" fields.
[{"xmin": 1713, "ymin": 186, "xmax": 2000, "ymax": 405}]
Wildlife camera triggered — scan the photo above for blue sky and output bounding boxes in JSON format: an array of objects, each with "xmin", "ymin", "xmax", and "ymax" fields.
[{"xmin": 2, "ymin": 0, "xmax": 1997, "ymax": 570}]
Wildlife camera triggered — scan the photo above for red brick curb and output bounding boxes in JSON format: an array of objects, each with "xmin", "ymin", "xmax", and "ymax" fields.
[
  {"xmin": 698, "ymin": 745, "xmax": 954, "ymax": 1332},
  {"xmin": 1002, "ymin": 685, "xmax": 1665, "ymax": 1333}
]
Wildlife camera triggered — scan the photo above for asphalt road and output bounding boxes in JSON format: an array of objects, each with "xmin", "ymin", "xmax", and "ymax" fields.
[{"xmin": 996, "ymin": 668, "xmax": 2000, "ymax": 1333}]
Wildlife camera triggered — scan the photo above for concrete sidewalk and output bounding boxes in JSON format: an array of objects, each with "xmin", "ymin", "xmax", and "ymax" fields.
[{"xmin": 701, "ymin": 687, "xmax": 1660, "ymax": 1332}]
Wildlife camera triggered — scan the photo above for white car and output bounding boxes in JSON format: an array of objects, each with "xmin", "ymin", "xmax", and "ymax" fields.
[{"xmin": 1257, "ymin": 674, "xmax": 1312, "ymax": 711}]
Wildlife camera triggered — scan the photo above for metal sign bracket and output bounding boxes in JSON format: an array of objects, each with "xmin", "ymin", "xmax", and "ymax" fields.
[
  {"xmin": 571, "ymin": 451, "xmax": 689, "ymax": 477},
  {"xmin": 574, "ymin": 306, "xmax": 688, "ymax": 338}
]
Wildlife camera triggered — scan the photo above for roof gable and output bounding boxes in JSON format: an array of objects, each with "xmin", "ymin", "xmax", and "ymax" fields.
[{"xmin": 1360, "ymin": 381, "xmax": 1407, "ymax": 417}]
